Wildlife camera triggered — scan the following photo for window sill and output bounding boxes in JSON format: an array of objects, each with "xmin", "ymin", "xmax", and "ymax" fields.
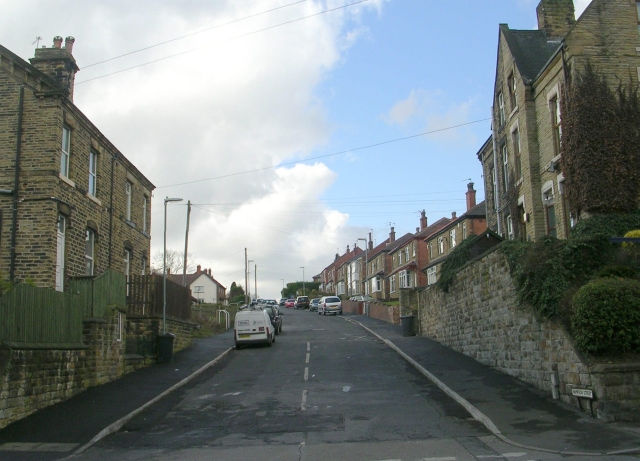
[
  {"xmin": 142, "ymin": 231, "xmax": 150, "ymax": 239},
  {"xmin": 516, "ymin": 177, "xmax": 524, "ymax": 187},
  {"xmin": 509, "ymin": 106, "xmax": 519, "ymax": 119},
  {"xmin": 59, "ymin": 174, "xmax": 75, "ymax": 188},
  {"xmin": 125, "ymin": 219, "xmax": 137, "ymax": 229},
  {"xmin": 87, "ymin": 193, "xmax": 102, "ymax": 206}
]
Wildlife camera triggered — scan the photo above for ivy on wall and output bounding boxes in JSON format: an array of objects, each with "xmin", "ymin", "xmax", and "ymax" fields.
[{"xmin": 561, "ymin": 62, "xmax": 640, "ymax": 217}]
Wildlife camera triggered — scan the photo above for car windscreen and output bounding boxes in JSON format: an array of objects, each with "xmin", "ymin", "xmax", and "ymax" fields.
[{"xmin": 325, "ymin": 297, "xmax": 340, "ymax": 302}]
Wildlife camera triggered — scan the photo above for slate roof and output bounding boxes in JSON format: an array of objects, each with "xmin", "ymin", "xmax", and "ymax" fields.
[
  {"xmin": 499, "ymin": 25, "xmax": 562, "ymax": 84},
  {"xmin": 167, "ymin": 271, "xmax": 225, "ymax": 289}
]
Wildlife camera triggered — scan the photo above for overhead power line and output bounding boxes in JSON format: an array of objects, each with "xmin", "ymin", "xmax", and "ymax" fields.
[
  {"xmin": 76, "ymin": 0, "xmax": 368, "ymax": 85},
  {"xmin": 158, "ymin": 118, "xmax": 490, "ymax": 189},
  {"xmin": 83, "ymin": 0, "xmax": 310, "ymax": 69}
]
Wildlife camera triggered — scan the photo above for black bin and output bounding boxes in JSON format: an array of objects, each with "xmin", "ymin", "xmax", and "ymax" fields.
[
  {"xmin": 400, "ymin": 315, "xmax": 416, "ymax": 337},
  {"xmin": 157, "ymin": 333, "xmax": 175, "ymax": 363}
]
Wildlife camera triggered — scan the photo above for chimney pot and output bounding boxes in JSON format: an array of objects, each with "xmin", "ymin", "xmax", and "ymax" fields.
[
  {"xmin": 420, "ymin": 210, "xmax": 427, "ymax": 231},
  {"xmin": 64, "ymin": 36, "xmax": 75, "ymax": 53},
  {"xmin": 53, "ymin": 36, "xmax": 63, "ymax": 48},
  {"xmin": 466, "ymin": 182, "xmax": 477, "ymax": 211},
  {"xmin": 389, "ymin": 226, "xmax": 396, "ymax": 243},
  {"xmin": 197, "ymin": 264, "xmax": 201, "ymax": 273}
]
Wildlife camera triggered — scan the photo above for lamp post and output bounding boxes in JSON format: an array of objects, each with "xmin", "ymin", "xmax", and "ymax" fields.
[
  {"xmin": 163, "ymin": 197, "xmax": 183, "ymax": 334},
  {"xmin": 357, "ymin": 237, "xmax": 369, "ymax": 296},
  {"xmin": 300, "ymin": 266, "xmax": 305, "ymax": 296},
  {"xmin": 281, "ymin": 279, "xmax": 285, "ymax": 297}
]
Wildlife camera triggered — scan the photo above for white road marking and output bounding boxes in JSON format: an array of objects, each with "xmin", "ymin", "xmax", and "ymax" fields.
[
  {"xmin": 477, "ymin": 453, "xmax": 527, "ymax": 459},
  {"xmin": 420, "ymin": 457, "xmax": 457, "ymax": 461},
  {"xmin": 304, "ymin": 367, "xmax": 309, "ymax": 381},
  {"xmin": 343, "ymin": 386, "xmax": 351, "ymax": 392},
  {"xmin": 307, "ymin": 341, "xmax": 310, "ymax": 351},
  {"xmin": 305, "ymin": 352, "xmax": 310, "ymax": 363},
  {"xmin": 301, "ymin": 390, "xmax": 308, "ymax": 411}
]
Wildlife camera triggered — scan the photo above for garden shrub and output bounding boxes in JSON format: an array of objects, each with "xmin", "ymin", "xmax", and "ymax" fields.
[
  {"xmin": 571, "ymin": 277, "xmax": 640, "ymax": 354},
  {"xmin": 436, "ymin": 236, "xmax": 480, "ymax": 293},
  {"xmin": 596, "ymin": 265, "xmax": 638, "ymax": 279}
]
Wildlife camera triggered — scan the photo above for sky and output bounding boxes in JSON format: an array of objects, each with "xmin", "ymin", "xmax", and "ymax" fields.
[{"xmin": 1, "ymin": 0, "xmax": 589, "ymax": 299}]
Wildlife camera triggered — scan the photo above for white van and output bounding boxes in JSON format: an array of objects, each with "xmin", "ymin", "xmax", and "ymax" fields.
[{"xmin": 234, "ymin": 307, "xmax": 275, "ymax": 348}]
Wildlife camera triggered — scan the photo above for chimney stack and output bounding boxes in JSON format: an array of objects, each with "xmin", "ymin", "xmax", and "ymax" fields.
[
  {"xmin": 536, "ymin": 0, "xmax": 575, "ymax": 40},
  {"xmin": 420, "ymin": 210, "xmax": 427, "ymax": 231},
  {"xmin": 208, "ymin": 269, "xmax": 212, "ymax": 276},
  {"xmin": 452, "ymin": 211, "xmax": 457, "ymax": 219},
  {"xmin": 389, "ymin": 227, "xmax": 396, "ymax": 243},
  {"xmin": 368, "ymin": 232, "xmax": 373, "ymax": 251},
  {"xmin": 466, "ymin": 182, "xmax": 477, "ymax": 211},
  {"xmin": 30, "ymin": 36, "xmax": 79, "ymax": 101},
  {"xmin": 347, "ymin": 245, "xmax": 350, "ymax": 254},
  {"xmin": 196, "ymin": 264, "xmax": 202, "ymax": 273}
]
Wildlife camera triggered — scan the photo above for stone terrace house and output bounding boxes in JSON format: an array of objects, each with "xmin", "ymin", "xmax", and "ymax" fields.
[
  {"xmin": 168, "ymin": 265, "xmax": 226, "ymax": 304},
  {"xmin": 479, "ymin": 0, "xmax": 640, "ymax": 241},
  {"xmin": 0, "ymin": 37, "xmax": 154, "ymax": 290},
  {"xmin": 423, "ymin": 185, "xmax": 488, "ymax": 285}
]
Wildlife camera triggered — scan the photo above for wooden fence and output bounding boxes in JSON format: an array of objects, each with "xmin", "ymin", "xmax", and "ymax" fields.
[
  {"xmin": 0, "ymin": 284, "xmax": 83, "ymax": 344},
  {"xmin": 127, "ymin": 274, "xmax": 192, "ymax": 322},
  {"xmin": 68, "ymin": 271, "xmax": 127, "ymax": 318}
]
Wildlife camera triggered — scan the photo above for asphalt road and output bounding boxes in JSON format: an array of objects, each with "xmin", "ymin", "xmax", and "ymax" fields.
[{"xmin": 70, "ymin": 309, "xmax": 640, "ymax": 461}]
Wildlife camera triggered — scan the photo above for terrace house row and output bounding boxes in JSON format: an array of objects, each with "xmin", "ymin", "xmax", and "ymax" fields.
[
  {"xmin": 479, "ymin": 0, "xmax": 640, "ymax": 241},
  {"xmin": 318, "ymin": 184, "xmax": 487, "ymax": 300},
  {"xmin": 0, "ymin": 37, "xmax": 154, "ymax": 290}
]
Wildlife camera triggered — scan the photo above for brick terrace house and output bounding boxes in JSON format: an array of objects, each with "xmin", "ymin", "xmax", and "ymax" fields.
[
  {"xmin": 479, "ymin": 0, "xmax": 640, "ymax": 241},
  {"xmin": 168, "ymin": 265, "xmax": 226, "ymax": 304},
  {"xmin": 334, "ymin": 245, "xmax": 363, "ymax": 297},
  {"xmin": 423, "ymin": 184, "xmax": 487, "ymax": 285},
  {"xmin": 386, "ymin": 211, "xmax": 452, "ymax": 298},
  {"xmin": 383, "ymin": 230, "xmax": 414, "ymax": 301},
  {"xmin": 363, "ymin": 236, "xmax": 390, "ymax": 300},
  {"xmin": 0, "ymin": 37, "xmax": 154, "ymax": 290}
]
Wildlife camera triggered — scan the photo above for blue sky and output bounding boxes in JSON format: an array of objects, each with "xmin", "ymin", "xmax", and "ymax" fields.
[{"xmin": 1, "ymin": 0, "xmax": 588, "ymax": 297}]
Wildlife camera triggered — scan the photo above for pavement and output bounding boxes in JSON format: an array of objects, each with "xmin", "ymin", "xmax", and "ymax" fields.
[{"xmin": 1, "ymin": 314, "xmax": 640, "ymax": 460}]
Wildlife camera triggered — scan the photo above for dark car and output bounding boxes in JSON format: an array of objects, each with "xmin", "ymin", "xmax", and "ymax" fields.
[
  {"xmin": 262, "ymin": 305, "xmax": 282, "ymax": 334},
  {"xmin": 295, "ymin": 296, "xmax": 310, "ymax": 309},
  {"xmin": 310, "ymin": 298, "xmax": 320, "ymax": 312}
]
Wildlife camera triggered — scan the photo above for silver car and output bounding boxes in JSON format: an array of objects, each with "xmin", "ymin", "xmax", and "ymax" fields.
[{"xmin": 318, "ymin": 296, "xmax": 342, "ymax": 315}]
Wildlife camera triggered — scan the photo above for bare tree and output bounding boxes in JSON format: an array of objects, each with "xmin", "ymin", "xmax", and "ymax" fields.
[{"xmin": 151, "ymin": 249, "xmax": 197, "ymax": 274}]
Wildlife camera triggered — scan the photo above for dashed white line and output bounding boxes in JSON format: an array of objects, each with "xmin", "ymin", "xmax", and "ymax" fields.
[
  {"xmin": 307, "ymin": 341, "xmax": 310, "ymax": 351},
  {"xmin": 301, "ymin": 390, "xmax": 308, "ymax": 411},
  {"xmin": 304, "ymin": 367, "xmax": 309, "ymax": 381},
  {"xmin": 305, "ymin": 353, "xmax": 310, "ymax": 363}
]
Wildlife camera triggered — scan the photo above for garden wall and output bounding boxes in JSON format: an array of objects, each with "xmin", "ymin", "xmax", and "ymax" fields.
[
  {"xmin": 0, "ymin": 314, "xmax": 197, "ymax": 429},
  {"xmin": 419, "ymin": 246, "xmax": 640, "ymax": 422}
]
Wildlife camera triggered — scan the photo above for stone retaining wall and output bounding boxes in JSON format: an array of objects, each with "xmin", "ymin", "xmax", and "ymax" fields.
[
  {"xmin": 418, "ymin": 246, "xmax": 640, "ymax": 422},
  {"xmin": 0, "ymin": 313, "xmax": 198, "ymax": 429}
]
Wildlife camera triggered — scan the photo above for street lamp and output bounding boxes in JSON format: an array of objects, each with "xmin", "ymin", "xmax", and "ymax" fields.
[
  {"xmin": 300, "ymin": 266, "xmax": 305, "ymax": 296},
  {"xmin": 281, "ymin": 279, "xmax": 285, "ymax": 296},
  {"xmin": 163, "ymin": 197, "xmax": 183, "ymax": 335}
]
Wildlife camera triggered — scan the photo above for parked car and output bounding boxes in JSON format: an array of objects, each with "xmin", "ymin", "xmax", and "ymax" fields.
[
  {"xmin": 279, "ymin": 298, "xmax": 287, "ymax": 306},
  {"xmin": 350, "ymin": 295, "xmax": 373, "ymax": 302},
  {"xmin": 318, "ymin": 296, "xmax": 342, "ymax": 315},
  {"xmin": 285, "ymin": 299, "xmax": 295, "ymax": 308},
  {"xmin": 295, "ymin": 296, "xmax": 310, "ymax": 309},
  {"xmin": 262, "ymin": 305, "xmax": 282, "ymax": 334},
  {"xmin": 309, "ymin": 298, "xmax": 320, "ymax": 312},
  {"xmin": 234, "ymin": 307, "xmax": 276, "ymax": 348}
]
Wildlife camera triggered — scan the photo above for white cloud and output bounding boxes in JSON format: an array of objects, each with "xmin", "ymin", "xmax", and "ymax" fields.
[{"xmin": 0, "ymin": 0, "xmax": 383, "ymax": 296}]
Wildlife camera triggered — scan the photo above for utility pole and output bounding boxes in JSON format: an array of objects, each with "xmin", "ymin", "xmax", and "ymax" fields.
[
  {"xmin": 182, "ymin": 200, "xmax": 191, "ymax": 287},
  {"xmin": 254, "ymin": 264, "xmax": 257, "ymax": 300},
  {"xmin": 244, "ymin": 248, "xmax": 248, "ymax": 305}
]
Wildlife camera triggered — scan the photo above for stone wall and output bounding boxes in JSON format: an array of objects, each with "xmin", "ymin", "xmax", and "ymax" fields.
[
  {"xmin": 418, "ymin": 246, "xmax": 640, "ymax": 421},
  {"xmin": 0, "ymin": 314, "xmax": 197, "ymax": 429}
]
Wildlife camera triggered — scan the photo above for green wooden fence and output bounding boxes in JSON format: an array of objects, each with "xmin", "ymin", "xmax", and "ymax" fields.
[
  {"xmin": 68, "ymin": 271, "xmax": 127, "ymax": 318},
  {"xmin": 0, "ymin": 284, "xmax": 83, "ymax": 344},
  {"xmin": 0, "ymin": 271, "xmax": 127, "ymax": 345}
]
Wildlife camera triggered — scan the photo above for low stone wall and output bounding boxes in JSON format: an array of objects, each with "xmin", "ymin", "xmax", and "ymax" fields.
[
  {"xmin": 0, "ymin": 313, "xmax": 198, "ymax": 429},
  {"xmin": 419, "ymin": 246, "xmax": 640, "ymax": 422}
]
